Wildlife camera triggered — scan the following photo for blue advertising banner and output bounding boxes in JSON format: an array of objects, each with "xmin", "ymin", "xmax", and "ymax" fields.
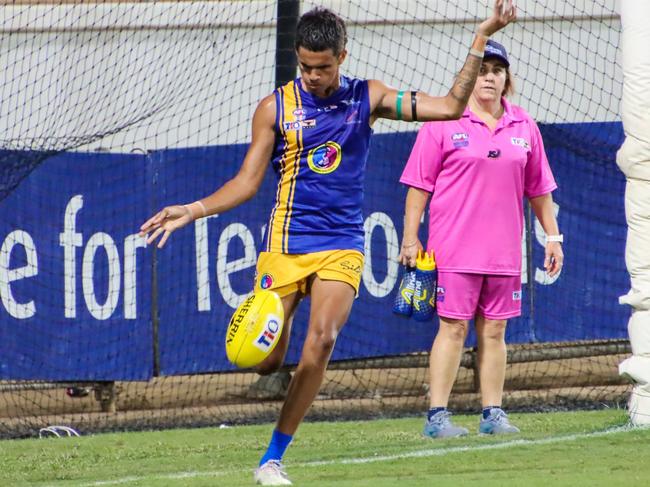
[
  {"xmin": 530, "ymin": 122, "xmax": 629, "ymax": 342},
  {"xmin": 0, "ymin": 122, "xmax": 629, "ymax": 379},
  {"xmin": 0, "ymin": 152, "xmax": 153, "ymax": 380}
]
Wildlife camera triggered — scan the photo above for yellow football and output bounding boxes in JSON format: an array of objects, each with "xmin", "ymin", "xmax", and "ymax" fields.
[{"xmin": 225, "ymin": 290, "xmax": 284, "ymax": 368}]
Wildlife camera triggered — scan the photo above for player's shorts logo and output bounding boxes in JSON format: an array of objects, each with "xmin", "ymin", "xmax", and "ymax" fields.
[
  {"xmin": 260, "ymin": 273, "xmax": 274, "ymax": 289},
  {"xmin": 436, "ymin": 286, "xmax": 446, "ymax": 302},
  {"xmin": 339, "ymin": 260, "xmax": 362, "ymax": 275},
  {"xmin": 307, "ymin": 141, "xmax": 342, "ymax": 174}
]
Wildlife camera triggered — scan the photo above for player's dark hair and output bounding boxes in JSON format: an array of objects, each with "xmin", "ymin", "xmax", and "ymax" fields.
[{"xmin": 295, "ymin": 8, "xmax": 347, "ymax": 56}]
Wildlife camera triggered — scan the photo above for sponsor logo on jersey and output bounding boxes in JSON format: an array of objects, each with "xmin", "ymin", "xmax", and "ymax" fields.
[
  {"xmin": 340, "ymin": 99, "xmax": 360, "ymax": 106},
  {"xmin": 316, "ymin": 104, "xmax": 339, "ymax": 113},
  {"xmin": 511, "ymin": 137, "xmax": 530, "ymax": 149},
  {"xmin": 283, "ymin": 119, "xmax": 317, "ymax": 131},
  {"xmin": 307, "ymin": 141, "xmax": 342, "ymax": 174},
  {"xmin": 513, "ymin": 290, "xmax": 522, "ymax": 301}
]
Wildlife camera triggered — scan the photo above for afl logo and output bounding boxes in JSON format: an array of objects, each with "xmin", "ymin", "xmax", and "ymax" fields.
[
  {"xmin": 292, "ymin": 108, "xmax": 306, "ymax": 121},
  {"xmin": 259, "ymin": 273, "xmax": 274, "ymax": 289},
  {"xmin": 307, "ymin": 141, "xmax": 342, "ymax": 174}
]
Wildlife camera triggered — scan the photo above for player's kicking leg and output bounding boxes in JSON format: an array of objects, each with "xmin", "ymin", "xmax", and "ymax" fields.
[{"xmin": 254, "ymin": 277, "xmax": 355, "ymax": 485}]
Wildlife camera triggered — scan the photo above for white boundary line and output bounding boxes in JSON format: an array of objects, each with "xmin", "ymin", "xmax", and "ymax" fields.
[{"xmin": 73, "ymin": 425, "xmax": 638, "ymax": 486}]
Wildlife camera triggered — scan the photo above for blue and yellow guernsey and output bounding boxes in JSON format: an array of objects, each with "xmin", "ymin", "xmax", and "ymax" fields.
[{"xmin": 264, "ymin": 76, "xmax": 372, "ymax": 254}]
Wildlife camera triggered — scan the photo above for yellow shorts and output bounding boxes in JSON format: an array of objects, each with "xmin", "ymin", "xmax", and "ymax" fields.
[{"xmin": 254, "ymin": 250, "xmax": 364, "ymax": 298}]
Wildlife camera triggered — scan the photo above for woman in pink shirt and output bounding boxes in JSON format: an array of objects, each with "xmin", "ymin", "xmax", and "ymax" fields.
[{"xmin": 399, "ymin": 40, "xmax": 563, "ymax": 438}]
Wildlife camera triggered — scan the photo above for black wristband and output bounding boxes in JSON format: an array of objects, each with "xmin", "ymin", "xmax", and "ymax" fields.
[{"xmin": 411, "ymin": 91, "xmax": 418, "ymax": 121}]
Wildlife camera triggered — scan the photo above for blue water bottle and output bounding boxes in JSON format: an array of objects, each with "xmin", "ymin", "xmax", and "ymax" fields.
[
  {"xmin": 412, "ymin": 250, "xmax": 437, "ymax": 321},
  {"xmin": 393, "ymin": 266, "xmax": 417, "ymax": 316}
]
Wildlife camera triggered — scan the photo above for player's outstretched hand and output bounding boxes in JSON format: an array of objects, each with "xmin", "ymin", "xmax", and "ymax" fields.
[
  {"xmin": 478, "ymin": 0, "xmax": 517, "ymax": 37},
  {"xmin": 139, "ymin": 205, "xmax": 193, "ymax": 248}
]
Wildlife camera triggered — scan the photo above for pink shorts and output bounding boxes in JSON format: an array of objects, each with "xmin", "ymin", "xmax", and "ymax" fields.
[{"xmin": 436, "ymin": 272, "xmax": 522, "ymax": 320}]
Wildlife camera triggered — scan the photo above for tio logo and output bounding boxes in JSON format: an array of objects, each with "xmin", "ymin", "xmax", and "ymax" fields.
[{"xmin": 254, "ymin": 317, "xmax": 280, "ymax": 352}]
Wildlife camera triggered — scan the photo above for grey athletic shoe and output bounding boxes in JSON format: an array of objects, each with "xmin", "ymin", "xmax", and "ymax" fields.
[
  {"xmin": 423, "ymin": 410, "xmax": 469, "ymax": 438},
  {"xmin": 479, "ymin": 407, "xmax": 520, "ymax": 435}
]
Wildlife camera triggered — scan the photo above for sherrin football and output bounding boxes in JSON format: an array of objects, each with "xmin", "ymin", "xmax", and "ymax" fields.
[{"xmin": 225, "ymin": 290, "xmax": 284, "ymax": 368}]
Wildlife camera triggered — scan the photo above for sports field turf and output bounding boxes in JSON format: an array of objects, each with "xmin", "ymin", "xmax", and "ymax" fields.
[{"xmin": 1, "ymin": 408, "xmax": 648, "ymax": 486}]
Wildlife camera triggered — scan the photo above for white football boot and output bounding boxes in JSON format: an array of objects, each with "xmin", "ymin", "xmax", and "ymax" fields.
[{"xmin": 254, "ymin": 460, "xmax": 292, "ymax": 485}]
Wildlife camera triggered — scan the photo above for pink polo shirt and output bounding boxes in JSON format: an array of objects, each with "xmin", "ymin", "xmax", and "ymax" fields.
[{"xmin": 400, "ymin": 98, "xmax": 557, "ymax": 275}]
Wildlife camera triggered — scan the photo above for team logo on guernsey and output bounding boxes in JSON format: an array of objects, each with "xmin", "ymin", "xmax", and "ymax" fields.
[
  {"xmin": 511, "ymin": 137, "xmax": 530, "ymax": 149},
  {"xmin": 259, "ymin": 273, "xmax": 274, "ymax": 289},
  {"xmin": 345, "ymin": 108, "xmax": 361, "ymax": 124},
  {"xmin": 307, "ymin": 141, "xmax": 342, "ymax": 174},
  {"xmin": 452, "ymin": 132, "xmax": 469, "ymax": 148}
]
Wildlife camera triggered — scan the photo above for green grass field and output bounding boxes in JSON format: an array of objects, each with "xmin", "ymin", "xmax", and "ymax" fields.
[{"xmin": 1, "ymin": 409, "xmax": 648, "ymax": 486}]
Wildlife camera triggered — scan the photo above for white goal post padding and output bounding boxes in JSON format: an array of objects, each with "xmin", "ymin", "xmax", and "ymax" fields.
[{"xmin": 617, "ymin": 0, "xmax": 650, "ymax": 426}]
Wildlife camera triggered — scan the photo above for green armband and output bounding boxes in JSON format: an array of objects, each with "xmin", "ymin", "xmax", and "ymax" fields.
[{"xmin": 396, "ymin": 90, "xmax": 405, "ymax": 120}]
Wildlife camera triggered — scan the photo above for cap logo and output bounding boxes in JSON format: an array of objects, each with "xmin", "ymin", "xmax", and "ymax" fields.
[{"xmin": 485, "ymin": 45, "xmax": 503, "ymax": 56}]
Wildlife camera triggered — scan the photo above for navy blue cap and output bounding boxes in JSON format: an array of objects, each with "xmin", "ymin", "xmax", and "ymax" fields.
[{"xmin": 484, "ymin": 39, "xmax": 509, "ymax": 67}]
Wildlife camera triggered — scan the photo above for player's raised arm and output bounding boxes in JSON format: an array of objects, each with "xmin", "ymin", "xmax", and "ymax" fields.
[
  {"xmin": 139, "ymin": 94, "xmax": 276, "ymax": 248},
  {"xmin": 370, "ymin": 0, "xmax": 516, "ymax": 123}
]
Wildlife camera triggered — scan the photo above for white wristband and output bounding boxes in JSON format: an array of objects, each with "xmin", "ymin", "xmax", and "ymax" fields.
[
  {"xmin": 183, "ymin": 201, "xmax": 208, "ymax": 220},
  {"xmin": 195, "ymin": 200, "xmax": 207, "ymax": 217},
  {"xmin": 546, "ymin": 234, "xmax": 564, "ymax": 243},
  {"xmin": 469, "ymin": 48, "xmax": 484, "ymax": 59}
]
